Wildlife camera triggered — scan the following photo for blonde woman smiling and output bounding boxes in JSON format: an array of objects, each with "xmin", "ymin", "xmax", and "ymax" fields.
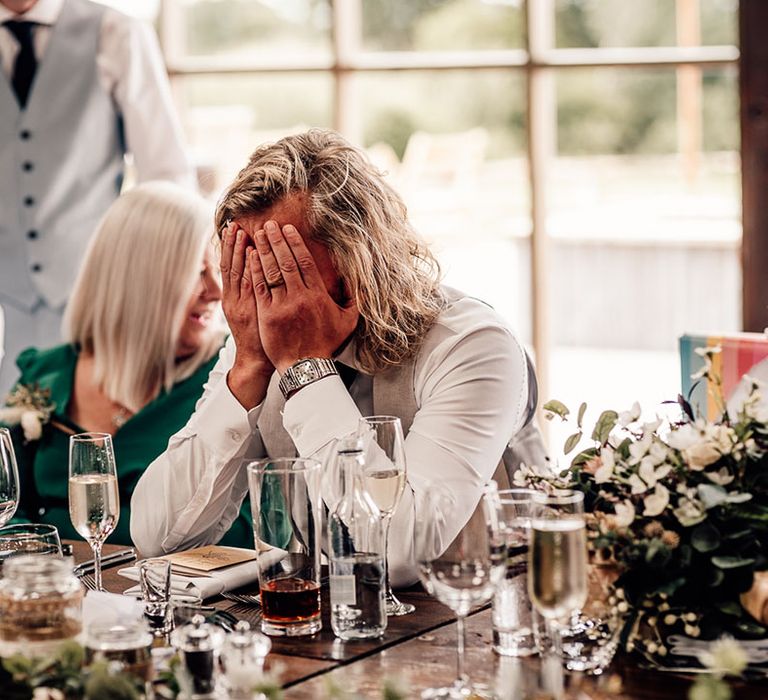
[{"xmin": 0, "ymin": 182, "xmax": 251, "ymax": 546}]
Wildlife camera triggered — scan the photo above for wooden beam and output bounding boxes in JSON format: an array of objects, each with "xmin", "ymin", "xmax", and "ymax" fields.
[{"xmin": 741, "ymin": 0, "xmax": 768, "ymax": 331}]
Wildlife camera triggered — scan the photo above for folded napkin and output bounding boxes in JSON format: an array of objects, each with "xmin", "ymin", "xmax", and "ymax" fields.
[
  {"xmin": 119, "ymin": 548, "xmax": 287, "ymax": 601},
  {"xmin": 741, "ymin": 570, "xmax": 768, "ymax": 624}
]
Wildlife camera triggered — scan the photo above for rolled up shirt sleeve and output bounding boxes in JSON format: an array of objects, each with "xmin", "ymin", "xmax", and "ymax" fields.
[{"xmin": 130, "ymin": 337, "xmax": 265, "ymax": 555}]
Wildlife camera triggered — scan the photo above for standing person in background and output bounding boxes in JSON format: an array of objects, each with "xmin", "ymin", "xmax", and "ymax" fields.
[{"xmin": 0, "ymin": 0, "xmax": 195, "ymax": 395}]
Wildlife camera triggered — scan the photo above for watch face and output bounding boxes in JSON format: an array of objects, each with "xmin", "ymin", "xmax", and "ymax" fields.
[{"xmin": 295, "ymin": 361, "xmax": 319, "ymax": 383}]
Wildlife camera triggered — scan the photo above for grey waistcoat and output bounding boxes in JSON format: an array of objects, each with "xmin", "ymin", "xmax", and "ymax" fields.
[{"xmin": 0, "ymin": 0, "xmax": 125, "ymax": 311}]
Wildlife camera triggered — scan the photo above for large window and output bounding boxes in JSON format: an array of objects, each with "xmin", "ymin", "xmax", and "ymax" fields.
[{"xmin": 107, "ymin": 0, "xmax": 741, "ymax": 442}]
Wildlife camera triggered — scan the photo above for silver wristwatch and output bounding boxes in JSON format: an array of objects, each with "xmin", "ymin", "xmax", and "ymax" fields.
[{"xmin": 278, "ymin": 358, "xmax": 338, "ymax": 399}]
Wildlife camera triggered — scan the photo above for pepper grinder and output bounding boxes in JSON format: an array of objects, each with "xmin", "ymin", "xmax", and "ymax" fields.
[
  {"xmin": 220, "ymin": 620, "xmax": 272, "ymax": 699},
  {"xmin": 171, "ymin": 614, "xmax": 225, "ymax": 699}
]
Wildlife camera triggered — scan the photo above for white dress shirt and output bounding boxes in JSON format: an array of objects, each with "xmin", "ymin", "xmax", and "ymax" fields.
[
  {"xmin": 0, "ymin": 0, "xmax": 194, "ymax": 186},
  {"xmin": 130, "ymin": 296, "xmax": 530, "ymax": 586}
]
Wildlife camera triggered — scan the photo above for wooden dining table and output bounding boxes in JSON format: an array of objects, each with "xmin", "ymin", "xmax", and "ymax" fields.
[{"xmin": 75, "ymin": 542, "xmax": 767, "ymax": 699}]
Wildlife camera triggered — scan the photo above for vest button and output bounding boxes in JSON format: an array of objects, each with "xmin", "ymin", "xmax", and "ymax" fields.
[
  {"xmin": 27, "ymin": 230, "xmax": 38, "ymax": 240},
  {"xmin": 19, "ymin": 129, "xmax": 31, "ymax": 140},
  {"xmin": 31, "ymin": 263, "xmax": 42, "ymax": 273},
  {"xmin": 22, "ymin": 161, "xmax": 33, "ymax": 172},
  {"xmin": 24, "ymin": 196, "xmax": 35, "ymax": 207}
]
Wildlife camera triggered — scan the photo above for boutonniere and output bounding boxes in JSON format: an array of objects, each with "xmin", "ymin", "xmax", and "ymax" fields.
[{"xmin": 0, "ymin": 383, "xmax": 56, "ymax": 441}]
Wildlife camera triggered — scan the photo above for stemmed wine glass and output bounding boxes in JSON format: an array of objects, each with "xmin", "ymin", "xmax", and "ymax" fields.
[
  {"xmin": 528, "ymin": 491, "xmax": 588, "ymax": 663},
  {"xmin": 0, "ymin": 428, "xmax": 20, "ymax": 526},
  {"xmin": 415, "ymin": 482, "xmax": 506, "ymax": 699},
  {"xmin": 68, "ymin": 432, "xmax": 120, "ymax": 591},
  {"xmin": 358, "ymin": 415, "xmax": 413, "ymax": 616}
]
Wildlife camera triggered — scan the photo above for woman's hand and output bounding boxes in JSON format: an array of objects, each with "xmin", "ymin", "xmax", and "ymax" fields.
[
  {"xmin": 219, "ymin": 222, "xmax": 274, "ymax": 408},
  {"xmin": 249, "ymin": 220, "xmax": 359, "ymax": 373}
]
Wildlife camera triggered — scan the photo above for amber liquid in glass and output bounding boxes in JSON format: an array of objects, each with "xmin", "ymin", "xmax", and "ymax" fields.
[{"xmin": 261, "ymin": 578, "xmax": 320, "ymax": 622}]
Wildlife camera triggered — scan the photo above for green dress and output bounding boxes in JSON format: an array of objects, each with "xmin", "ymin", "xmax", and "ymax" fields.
[{"xmin": 2, "ymin": 344, "xmax": 253, "ymax": 548}]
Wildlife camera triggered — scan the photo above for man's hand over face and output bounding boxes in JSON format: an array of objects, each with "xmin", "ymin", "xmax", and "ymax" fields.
[
  {"xmin": 248, "ymin": 220, "xmax": 359, "ymax": 373},
  {"xmin": 219, "ymin": 221, "xmax": 274, "ymax": 379}
]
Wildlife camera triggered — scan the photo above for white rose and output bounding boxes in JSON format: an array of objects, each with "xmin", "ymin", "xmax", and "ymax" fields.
[{"xmin": 20, "ymin": 410, "xmax": 43, "ymax": 441}]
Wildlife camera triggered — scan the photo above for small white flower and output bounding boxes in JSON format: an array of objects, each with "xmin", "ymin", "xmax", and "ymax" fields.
[
  {"xmin": 629, "ymin": 474, "xmax": 649, "ymax": 494},
  {"xmin": 683, "ymin": 442, "xmax": 722, "ymax": 471},
  {"xmin": 698, "ymin": 637, "xmax": 748, "ymax": 677},
  {"xmin": 674, "ymin": 496, "xmax": 707, "ymax": 527},
  {"xmin": 705, "ymin": 468, "xmax": 735, "ymax": 486},
  {"xmin": 643, "ymin": 484, "xmax": 670, "ymax": 517},
  {"xmin": 614, "ymin": 500, "xmax": 636, "ymax": 528},
  {"xmin": 20, "ymin": 410, "xmax": 43, "ymax": 441},
  {"xmin": 618, "ymin": 401, "xmax": 641, "ymax": 428},
  {"xmin": 0, "ymin": 406, "xmax": 24, "ymax": 425}
]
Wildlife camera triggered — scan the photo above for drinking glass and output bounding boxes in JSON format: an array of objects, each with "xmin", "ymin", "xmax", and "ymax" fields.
[
  {"xmin": 358, "ymin": 415, "xmax": 413, "ymax": 616},
  {"xmin": 415, "ymin": 482, "xmax": 506, "ymax": 699},
  {"xmin": 493, "ymin": 488, "xmax": 538, "ymax": 657},
  {"xmin": 68, "ymin": 432, "xmax": 119, "ymax": 592},
  {"xmin": 139, "ymin": 558, "xmax": 173, "ymax": 636},
  {"xmin": 85, "ymin": 619, "xmax": 154, "ymax": 686},
  {"xmin": 0, "ymin": 428, "xmax": 20, "ymax": 526},
  {"xmin": 528, "ymin": 491, "xmax": 588, "ymax": 666},
  {"xmin": 0, "ymin": 523, "xmax": 62, "ymax": 562},
  {"xmin": 246, "ymin": 457, "xmax": 322, "ymax": 636}
]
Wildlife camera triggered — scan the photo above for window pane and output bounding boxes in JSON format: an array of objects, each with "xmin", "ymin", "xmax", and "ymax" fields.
[
  {"xmin": 176, "ymin": 74, "xmax": 333, "ymax": 195},
  {"xmin": 167, "ymin": 0, "xmax": 332, "ymax": 61},
  {"xmin": 547, "ymin": 65, "xmax": 740, "ymax": 428},
  {"xmin": 555, "ymin": 0, "xmax": 738, "ymax": 48},
  {"xmin": 358, "ymin": 70, "xmax": 531, "ymax": 339},
  {"xmin": 362, "ymin": 0, "xmax": 525, "ymax": 52}
]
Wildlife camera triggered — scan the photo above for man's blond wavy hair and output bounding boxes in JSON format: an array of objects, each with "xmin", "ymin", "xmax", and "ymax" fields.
[{"xmin": 215, "ymin": 129, "xmax": 443, "ymax": 373}]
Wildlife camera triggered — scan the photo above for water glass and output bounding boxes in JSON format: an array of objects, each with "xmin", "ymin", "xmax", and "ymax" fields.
[
  {"xmin": 139, "ymin": 558, "xmax": 172, "ymax": 636},
  {"xmin": 492, "ymin": 488, "xmax": 538, "ymax": 657},
  {"xmin": 247, "ymin": 457, "xmax": 322, "ymax": 636},
  {"xmin": 0, "ymin": 428, "xmax": 20, "ymax": 526},
  {"xmin": 0, "ymin": 523, "xmax": 62, "ymax": 562}
]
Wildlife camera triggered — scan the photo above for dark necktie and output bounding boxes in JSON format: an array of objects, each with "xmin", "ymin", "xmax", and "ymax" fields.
[
  {"xmin": 5, "ymin": 20, "xmax": 37, "ymax": 109},
  {"xmin": 337, "ymin": 361, "xmax": 357, "ymax": 391}
]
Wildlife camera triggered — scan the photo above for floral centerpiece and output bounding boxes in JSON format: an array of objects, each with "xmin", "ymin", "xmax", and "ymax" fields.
[{"xmin": 515, "ymin": 347, "xmax": 768, "ymax": 652}]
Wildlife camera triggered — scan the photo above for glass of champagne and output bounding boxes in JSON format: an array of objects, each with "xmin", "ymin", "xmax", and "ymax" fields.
[
  {"xmin": 415, "ymin": 482, "xmax": 506, "ymax": 699},
  {"xmin": 528, "ymin": 491, "xmax": 588, "ymax": 663},
  {"xmin": 68, "ymin": 432, "xmax": 119, "ymax": 591},
  {"xmin": 0, "ymin": 428, "xmax": 20, "ymax": 526},
  {"xmin": 358, "ymin": 415, "xmax": 412, "ymax": 616}
]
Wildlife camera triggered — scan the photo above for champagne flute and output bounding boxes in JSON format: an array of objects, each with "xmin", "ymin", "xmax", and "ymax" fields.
[
  {"xmin": 415, "ymin": 481, "xmax": 506, "ymax": 699},
  {"xmin": 0, "ymin": 428, "xmax": 20, "ymax": 526},
  {"xmin": 528, "ymin": 491, "xmax": 588, "ymax": 664},
  {"xmin": 68, "ymin": 432, "xmax": 119, "ymax": 591},
  {"xmin": 358, "ymin": 415, "xmax": 413, "ymax": 616}
]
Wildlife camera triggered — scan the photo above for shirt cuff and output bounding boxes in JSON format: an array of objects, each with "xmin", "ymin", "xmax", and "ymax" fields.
[
  {"xmin": 192, "ymin": 373, "xmax": 262, "ymax": 460},
  {"xmin": 282, "ymin": 375, "xmax": 361, "ymax": 456}
]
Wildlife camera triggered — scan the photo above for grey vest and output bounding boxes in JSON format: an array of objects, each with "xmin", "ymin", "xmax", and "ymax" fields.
[{"xmin": 0, "ymin": 0, "xmax": 125, "ymax": 311}]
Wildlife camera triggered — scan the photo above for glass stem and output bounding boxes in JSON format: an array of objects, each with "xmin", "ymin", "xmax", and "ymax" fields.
[
  {"xmin": 91, "ymin": 539, "xmax": 104, "ymax": 592},
  {"xmin": 382, "ymin": 514, "xmax": 395, "ymax": 602},
  {"xmin": 455, "ymin": 613, "xmax": 468, "ymax": 687}
]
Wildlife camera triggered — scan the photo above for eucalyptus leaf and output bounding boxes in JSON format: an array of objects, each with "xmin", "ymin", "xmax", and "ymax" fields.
[
  {"xmin": 736, "ymin": 620, "xmax": 767, "ymax": 638},
  {"xmin": 563, "ymin": 431, "xmax": 582, "ymax": 455},
  {"xmin": 543, "ymin": 400, "xmax": 570, "ymax": 421},
  {"xmin": 711, "ymin": 555, "xmax": 756, "ymax": 569},
  {"xmin": 717, "ymin": 601, "xmax": 743, "ymax": 617},
  {"xmin": 725, "ymin": 492, "xmax": 753, "ymax": 504},
  {"xmin": 577, "ymin": 402, "xmax": 587, "ymax": 429},
  {"xmin": 591, "ymin": 410, "xmax": 618, "ymax": 444},
  {"xmin": 691, "ymin": 521, "xmax": 721, "ymax": 553}
]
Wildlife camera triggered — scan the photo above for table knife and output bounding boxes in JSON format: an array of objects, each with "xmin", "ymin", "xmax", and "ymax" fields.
[{"xmin": 73, "ymin": 547, "xmax": 136, "ymax": 576}]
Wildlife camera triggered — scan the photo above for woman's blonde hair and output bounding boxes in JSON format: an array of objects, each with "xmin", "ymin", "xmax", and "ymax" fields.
[
  {"xmin": 64, "ymin": 182, "xmax": 224, "ymax": 412},
  {"xmin": 215, "ymin": 129, "xmax": 443, "ymax": 372}
]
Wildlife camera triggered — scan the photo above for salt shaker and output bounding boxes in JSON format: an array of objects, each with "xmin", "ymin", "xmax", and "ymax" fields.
[
  {"xmin": 170, "ymin": 614, "xmax": 225, "ymax": 699},
  {"xmin": 220, "ymin": 621, "xmax": 272, "ymax": 699}
]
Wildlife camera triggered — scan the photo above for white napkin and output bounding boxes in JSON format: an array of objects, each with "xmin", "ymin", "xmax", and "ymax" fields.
[{"xmin": 119, "ymin": 548, "xmax": 287, "ymax": 601}]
